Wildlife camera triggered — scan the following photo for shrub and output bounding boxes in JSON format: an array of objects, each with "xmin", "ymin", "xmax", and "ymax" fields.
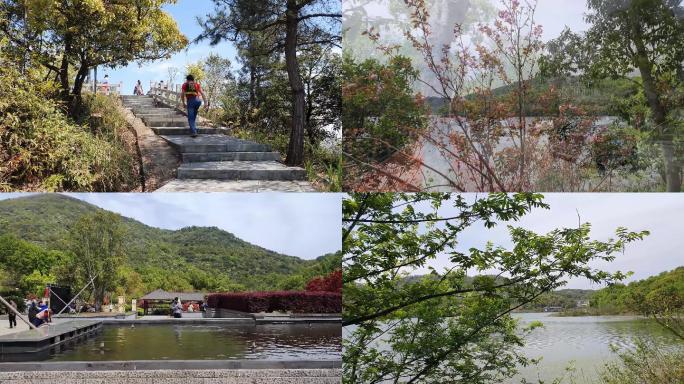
[
  {"xmin": 306, "ymin": 269, "xmax": 342, "ymax": 293},
  {"xmin": 342, "ymin": 54, "xmax": 428, "ymax": 162},
  {"xmin": 207, "ymin": 291, "xmax": 341, "ymax": 313},
  {"xmin": 600, "ymin": 338, "xmax": 684, "ymax": 384}
]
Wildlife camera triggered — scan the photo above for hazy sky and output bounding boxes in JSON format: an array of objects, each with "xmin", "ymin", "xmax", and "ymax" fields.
[
  {"xmin": 0, "ymin": 193, "xmax": 342, "ymax": 259},
  {"xmin": 344, "ymin": 0, "xmax": 592, "ymax": 95},
  {"xmin": 415, "ymin": 193, "xmax": 684, "ymax": 290},
  {"xmin": 345, "ymin": 0, "xmax": 590, "ymax": 38},
  {"xmin": 104, "ymin": 0, "xmax": 237, "ymax": 95}
]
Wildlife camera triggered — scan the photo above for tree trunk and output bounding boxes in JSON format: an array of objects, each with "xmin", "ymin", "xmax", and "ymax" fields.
[
  {"xmin": 58, "ymin": 54, "xmax": 70, "ymax": 100},
  {"xmin": 249, "ymin": 64, "xmax": 257, "ymax": 109},
  {"xmin": 284, "ymin": 0, "xmax": 305, "ymax": 167},
  {"xmin": 632, "ymin": 29, "xmax": 682, "ymax": 192},
  {"xmin": 305, "ymin": 79, "xmax": 316, "ymax": 148},
  {"xmin": 72, "ymin": 64, "xmax": 89, "ymax": 96},
  {"xmin": 94, "ymin": 286, "xmax": 104, "ymax": 312}
]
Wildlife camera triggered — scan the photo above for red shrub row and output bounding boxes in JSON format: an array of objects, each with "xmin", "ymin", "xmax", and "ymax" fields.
[
  {"xmin": 207, "ymin": 291, "xmax": 341, "ymax": 313},
  {"xmin": 306, "ymin": 270, "xmax": 342, "ymax": 293}
]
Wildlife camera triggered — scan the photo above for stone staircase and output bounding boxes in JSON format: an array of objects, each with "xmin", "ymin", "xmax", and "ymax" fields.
[{"xmin": 121, "ymin": 95, "xmax": 312, "ymax": 191}]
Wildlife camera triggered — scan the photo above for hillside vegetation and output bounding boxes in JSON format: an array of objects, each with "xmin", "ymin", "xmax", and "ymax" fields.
[
  {"xmin": 0, "ymin": 194, "xmax": 340, "ymax": 300},
  {"xmin": 590, "ymin": 267, "xmax": 684, "ymax": 315},
  {"xmin": 0, "ymin": 63, "xmax": 140, "ymax": 192}
]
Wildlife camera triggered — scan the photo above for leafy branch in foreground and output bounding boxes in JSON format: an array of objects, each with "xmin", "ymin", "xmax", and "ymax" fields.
[{"xmin": 342, "ymin": 192, "xmax": 648, "ymax": 384}]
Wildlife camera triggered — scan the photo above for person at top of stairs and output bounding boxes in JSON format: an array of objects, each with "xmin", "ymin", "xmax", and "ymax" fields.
[{"xmin": 181, "ymin": 74, "xmax": 205, "ymax": 138}]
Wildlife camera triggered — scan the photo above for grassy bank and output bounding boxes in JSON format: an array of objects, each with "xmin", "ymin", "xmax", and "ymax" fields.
[{"xmin": 0, "ymin": 65, "xmax": 141, "ymax": 191}]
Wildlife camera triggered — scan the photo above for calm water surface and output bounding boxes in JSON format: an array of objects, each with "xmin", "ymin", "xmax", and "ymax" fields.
[
  {"xmin": 49, "ymin": 323, "xmax": 341, "ymax": 361},
  {"xmin": 511, "ymin": 312, "xmax": 682, "ymax": 383},
  {"xmin": 343, "ymin": 313, "xmax": 682, "ymax": 383}
]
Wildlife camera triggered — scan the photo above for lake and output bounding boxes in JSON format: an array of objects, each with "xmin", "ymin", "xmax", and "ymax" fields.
[
  {"xmin": 511, "ymin": 312, "xmax": 682, "ymax": 383},
  {"xmin": 48, "ymin": 323, "xmax": 342, "ymax": 361},
  {"xmin": 412, "ymin": 116, "xmax": 625, "ymax": 191},
  {"xmin": 343, "ymin": 313, "xmax": 682, "ymax": 383}
]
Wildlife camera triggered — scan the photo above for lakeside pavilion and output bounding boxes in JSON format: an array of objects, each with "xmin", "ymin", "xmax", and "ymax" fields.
[{"xmin": 138, "ymin": 289, "xmax": 206, "ymax": 315}]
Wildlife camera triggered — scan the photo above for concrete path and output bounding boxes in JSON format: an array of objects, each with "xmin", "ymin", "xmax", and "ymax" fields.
[
  {"xmin": 121, "ymin": 96, "xmax": 315, "ymax": 192},
  {"xmin": 0, "ymin": 368, "xmax": 342, "ymax": 384},
  {"xmin": 0, "ymin": 316, "xmax": 73, "ymax": 337}
]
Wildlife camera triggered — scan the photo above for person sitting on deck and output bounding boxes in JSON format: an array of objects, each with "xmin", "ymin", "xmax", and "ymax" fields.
[
  {"xmin": 181, "ymin": 74, "xmax": 205, "ymax": 138},
  {"xmin": 40, "ymin": 302, "xmax": 51, "ymax": 321},
  {"xmin": 32, "ymin": 303, "xmax": 51, "ymax": 327}
]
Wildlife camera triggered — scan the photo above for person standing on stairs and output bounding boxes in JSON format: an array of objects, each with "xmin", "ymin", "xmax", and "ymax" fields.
[
  {"xmin": 181, "ymin": 74, "xmax": 205, "ymax": 138},
  {"xmin": 134, "ymin": 80, "xmax": 144, "ymax": 96}
]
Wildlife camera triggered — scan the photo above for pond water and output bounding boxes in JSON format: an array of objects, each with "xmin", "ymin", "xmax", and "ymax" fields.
[
  {"xmin": 511, "ymin": 312, "xmax": 682, "ymax": 383},
  {"xmin": 48, "ymin": 323, "xmax": 341, "ymax": 361}
]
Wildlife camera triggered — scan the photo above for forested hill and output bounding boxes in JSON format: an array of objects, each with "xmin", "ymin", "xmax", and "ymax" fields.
[
  {"xmin": 0, "ymin": 194, "xmax": 340, "ymax": 292},
  {"xmin": 590, "ymin": 267, "xmax": 684, "ymax": 315},
  {"xmin": 425, "ymin": 76, "xmax": 636, "ymax": 116}
]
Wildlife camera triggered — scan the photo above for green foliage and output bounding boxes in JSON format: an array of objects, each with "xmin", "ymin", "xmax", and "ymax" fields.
[
  {"xmin": 342, "ymin": 54, "xmax": 428, "ymax": 162},
  {"xmin": 0, "ymin": 234, "xmax": 67, "ymax": 296},
  {"xmin": 199, "ymin": 53, "xmax": 234, "ymax": 109},
  {"xmin": 67, "ymin": 210, "xmax": 126, "ymax": 311},
  {"xmin": 343, "ymin": 193, "xmax": 647, "ymax": 383},
  {"xmin": 1, "ymin": 0, "xmax": 187, "ymax": 99},
  {"xmin": 590, "ymin": 266, "xmax": 684, "ymax": 338},
  {"xmin": 0, "ymin": 62, "xmax": 139, "ymax": 191},
  {"xmin": 185, "ymin": 62, "xmax": 206, "ymax": 82}
]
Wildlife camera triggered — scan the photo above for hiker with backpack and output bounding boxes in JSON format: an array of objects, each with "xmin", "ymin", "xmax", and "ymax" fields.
[{"xmin": 181, "ymin": 74, "xmax": 205, "ymax": 138}]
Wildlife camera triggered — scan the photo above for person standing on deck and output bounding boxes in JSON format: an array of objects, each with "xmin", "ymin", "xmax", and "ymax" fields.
[
  {"xmin": 171, "ymin": 297, "xmax": 182, "ymax": 318},
  {"xmin": 181, "ymin": 74, "xmax": 205, "ymax": 138},
  {"xmin": 7, "ymin": 300, "xmax": 17, "ymax": 329}
]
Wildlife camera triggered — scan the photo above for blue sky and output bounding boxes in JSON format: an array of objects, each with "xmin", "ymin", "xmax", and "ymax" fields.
[
  {"xmin": 408, "ymin": 193, "xmax": 684, "ymax": 290},
  {"xmin": 0, "ymin": 193, "xmax": 342, "ymax": 259},
  {"xmin": 104, "ymin": 0, "xmax": 238, "ymax": 95}
]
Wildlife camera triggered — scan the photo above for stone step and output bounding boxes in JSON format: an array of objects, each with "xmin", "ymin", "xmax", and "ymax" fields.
[
  {"xmin": 129, "ymin": 104, "xmax": 163, "ymax": 109},
  {"xmin": 157, "ymin": 179, "xmax": 317, "ymax": 192},
  {"xmin": 182, "ymin": 151, "xmax": 281, "ymax": 162},
  {"xmin": 123, "ymin": 102, "xmax": 155, "ymax": 105},
  {"xmin": 152, "ymin": 127, "xmax": 219, "ymax": 135},
  {"xmin": 161, "ymin": 135, "xmax": 272, "ymax": 153},
  {"xmin": 177, "ymin": 161, "xmax": 307, "ymax": 181},
  {"xmin": 144, "ymin": 117, "xmax": 191, "ymax": 127},
  {"xmin": 137, "ymin": 112, "xmax": 186, "ymax": 119}
]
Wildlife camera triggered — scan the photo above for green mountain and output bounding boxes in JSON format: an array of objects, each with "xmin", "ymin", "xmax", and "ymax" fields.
[{"xmin": 0, "ymin": 194, "xmax": 340, "ymax": 293}]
